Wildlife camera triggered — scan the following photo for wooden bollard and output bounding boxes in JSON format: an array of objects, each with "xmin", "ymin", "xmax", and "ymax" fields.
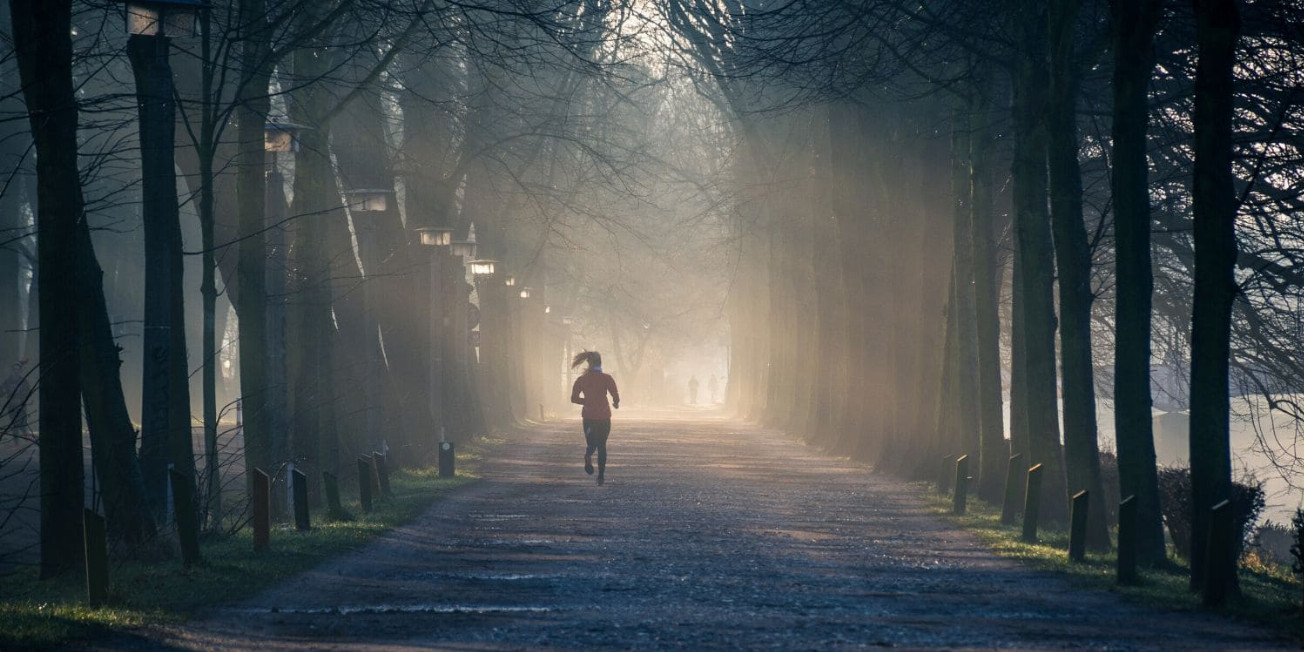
[
  {"xmin": 1068, "ymin": 490, "xmax": 1090, "ymax": 562},
  {"xmin": 1021, "ymin": 463, "xmax": 1044, "ymax": 543},
  {"xmin": 952, "ymin": 455, "xmax": 969, "ymax": 515},
  {"xmin": 170, "ymin": 468, "xmax": 202, "ymax": 566},
  {"xmin": 323, "ymin": 471, "xmax": 346, "ymax": 520},
  {"xmin": 539, "ymin": 404, "xmax": 545, "ymax": 421},
  {"xmin": 374, "ymin": 452, "xmax": 392, "ymax": 497},
  {"xmin": 357, "ymin": 456, "xmax": 373, "ymax": 513},
  {"xmin": 83, "ymin": 509, "xmax": 108, "ymax": 606},
  {"xmin": 1000, "ymin": 453, "xmax": 1024, "ymax": 525},
  {"xmin": 1203, "ymin": 499, "xmax": 1234, "ymax": 607},
  {"xmin": 292, "ymin": 468, "xmax": 310, "ymax": 531},
  {"xmin": 1117, "ymin": 495, "xmax": 1138, "ymax": 584},
  {"xmin": 439, "ymin": 441, "xmax": 456, "ymax": 477},
  {"xmin": 252, "ymin": 468, "xmax": 271, "ymax": 552}
]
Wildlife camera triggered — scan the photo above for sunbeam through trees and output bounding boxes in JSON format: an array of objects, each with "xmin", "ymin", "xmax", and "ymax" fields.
[{"xmin": 2, "ymin": 0, "xmax": 1304, "ymax": 647}]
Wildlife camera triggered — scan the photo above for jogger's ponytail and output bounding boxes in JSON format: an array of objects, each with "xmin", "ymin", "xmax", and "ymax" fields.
[{"xmin": 571, "ymin": 350, "xmax": 601, "ymax": 369}]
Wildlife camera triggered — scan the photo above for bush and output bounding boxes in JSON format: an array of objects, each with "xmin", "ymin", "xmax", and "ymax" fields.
[
  {"xmin": 1251, "ymin": 521, "xmax": 1297, "ymax": 567},
  {"xmin": 1156, "ymin": 466, "xmax": 1265, "ymax": 561}
]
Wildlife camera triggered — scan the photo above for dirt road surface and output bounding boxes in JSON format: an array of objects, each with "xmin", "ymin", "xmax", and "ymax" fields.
[{"xmin": 128, "ymin": 410, "xmax": 1289, "ymax": 650}]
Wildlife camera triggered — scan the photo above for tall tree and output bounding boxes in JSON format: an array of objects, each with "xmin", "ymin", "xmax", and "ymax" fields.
[
  {"xmin": 969, "ymin": 89, "xmax": 1007, "ymax": 504},
  {"xmin": 1011, "ymin": 0, "xmax": 1069, "ymax": 523},
  {"xmin": 1187, "ymin": 0, "xmax": 1241, "ymax": 600},
  {"xmin": 1047, "ymin": 0, "xmax": 1109, "ymax": 551},
  {"xmin": 1109, "ymin": 0, "xmax": 1167, "ymax": 566},
  {"xmin": 10, "ymin": 0, "xmax": 84, "ymax": 577}
]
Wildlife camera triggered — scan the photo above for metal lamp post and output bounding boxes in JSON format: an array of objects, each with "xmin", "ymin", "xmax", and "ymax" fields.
[
  {"xmin": 263, "ymin": 121, "xmax": 305, "ymax": 517},
  {"xmin": 416, "ymin": 227, "xmax": 453, "ymax": 448},
  {"xmin": 346, "ymin": 188, "xmax": 394, "ymax": 454},
  {"xmin": 469, "ymin": 260, "xmax": 500, "ymax": 423},
  {"xmin": 121, "ymin": 0, "xmax": 205, "ymax": 528}
]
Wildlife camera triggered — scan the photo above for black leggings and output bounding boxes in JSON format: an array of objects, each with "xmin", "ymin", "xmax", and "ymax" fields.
[{"xmin": 583, "ymin": 418, "xmax": 611, "ymax": 476}]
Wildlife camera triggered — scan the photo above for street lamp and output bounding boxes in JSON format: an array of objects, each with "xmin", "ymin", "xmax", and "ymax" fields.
[
  {"xmin": 469, "ymin": 259, "xmax": 498, "ymax": 277},
  {"xmin": 121, "ymin": 0, "xmax": 205, "ymax": 37},
  {"xmin": 346, "ymin": 187, "xmax": 391, "ymax": 456},
  {"xmin": 344, "ymin": 188, "xmax": 391, "ymax": 213},
  {"xmin": 262, "ymin": 121, "xmax": 308, "ymax": 500},
  {"xmin": 418, "ymin": 227, "xmax": 453, "ymax": 445},
  {"xmin": 264, "ymin": 121, "xmax": 308, "ymax": 154},
  {"xmin": 504, "ymin": 276, "xmax": 516, "ymax": 288},
  {"xmin": 416, "ymin": 227, "xmax": 453, "ymax": 247},
  {"xmin": 519, "ymin": 287, "xmax": 532, "ymax": 300}
]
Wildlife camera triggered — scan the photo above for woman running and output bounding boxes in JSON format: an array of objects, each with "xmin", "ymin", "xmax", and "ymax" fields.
[{"xmin": 570, "ymin": 351, "xmax": 620, "ymax": 485}]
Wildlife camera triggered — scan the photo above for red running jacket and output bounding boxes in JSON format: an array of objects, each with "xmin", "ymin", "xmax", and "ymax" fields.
[{"xmin": 571, "ymin": 371, "xmax": 620, "ymax": 419}]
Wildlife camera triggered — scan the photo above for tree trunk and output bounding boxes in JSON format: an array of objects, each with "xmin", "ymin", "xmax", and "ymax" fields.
[
  {"xmin": 1047, "ymin": 0, "xmax": 1110, "ymax": 551},
  {"xmin": 970, "ymin": 95, "xmax": 1007, "ymax": 503},
  {"xmin": 951, "ymin": 111, "xmax": 981, "ymax": 470},
  {"xmin": 1110, "ymin": 0, "xmax": 1167, "ymax": 566},
  {"xmin": 1188, "ymin": 0, "xmax": 1241, "ymax": 596},
  {"xmin": 11, "ymin": 0, "xmax": 84, "ymax": 578},
  {"xmin": 0, "ymin": 0, "xmax": 26, "ymax": 368},
  {"xmin": 236, "ymin": 70, "xmax": 272, "ymax": 491},
  {"xmin": 1011, "ymin": 0, "xmax": 1068, "ymax": 523},
  {"xmin": 287, "ymin": 26, "xmax": 344, "ymax": 490},
  {"xmin": 196, "ymin": 5, "xmax": 222, "ymax": 530},
  {"xmin": 129, "ymin": 34, "xmax": 194, "ymax": 519},
  {"xmin": 75, "ymin": 211, "xmax": 157, "ymax": 546}
]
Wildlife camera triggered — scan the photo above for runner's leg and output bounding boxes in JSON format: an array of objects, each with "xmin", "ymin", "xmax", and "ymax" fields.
[
  {"xmin": 595, "ymin": 419, "xmax": 611, "ymax": 481},
  {"xmin": 583, "ymin": 419, "xmax": 596, "ymax": 474}
]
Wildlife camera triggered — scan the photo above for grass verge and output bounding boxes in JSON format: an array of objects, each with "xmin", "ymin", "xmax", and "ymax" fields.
[
  {"xmin": 925, "ymin": 489, "xmax": 1303, "ymax": 644},
  {"xmin": 0, "ymin": 436, "xmax": 501, "ymax": 649}
]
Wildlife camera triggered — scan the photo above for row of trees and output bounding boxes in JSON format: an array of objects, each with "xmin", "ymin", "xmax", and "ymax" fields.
[
  {"xmin": 701, "ymin": 0, "xmax": 1303, "ymax": 604},
  {"xmin": 3, "ymin": 0, "xmax": 739, "ymax": 578},
  {"xmin": 0, "ymin": 0, "xmax": 627, "ymax": 576}
]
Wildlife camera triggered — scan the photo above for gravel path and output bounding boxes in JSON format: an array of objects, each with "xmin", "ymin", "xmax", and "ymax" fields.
[{"xmin": 141, "ymin": 410, "xmax": 1289, "ymax": 650}]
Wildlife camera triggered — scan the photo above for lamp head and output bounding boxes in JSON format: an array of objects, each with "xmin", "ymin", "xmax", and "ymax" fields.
[
  {"xmin": 416, "ymin": 227, "xmax": 453, "ymax": 247},
  {"xmin": 120, "ymin": 0, "xmax": 206, "ymax": 37}
]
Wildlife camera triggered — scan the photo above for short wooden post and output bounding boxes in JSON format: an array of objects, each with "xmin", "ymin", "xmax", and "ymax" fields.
[
  {"xmin": 323, "ymin": 471, "xmax": 346, "ymax": 520},
  {"xmin": 438, "ymin": 441, "xmax": 456, "ymax": 477},
  {"xmin": 1203, "ymin": 499, "xmax": 1234, "ymax": 607},
  {"xmin": 252, "ymin": 468, "xmax": 271, "ymax": 552},
  {"xmin": 170, "ymin": 468, "xmax": 201, "ymax": 566},
  {"xmin": 1021, "ymin": 463, "xmax": 1044, "ymax": 543},
  {"xmin": 83, "ymin": 509, "xmax": 108, "ymax": 606},
  {"xmin": 1000, "ymin": 453, "xmax": 1024, "ymax": 525},
  {"xmin": 952, "ymin": 455, "xmax": 969, "ymax": 515},
  {"xmin": 374, "ymin": 452, "xmax": 392, "ymax": 497},
  {"xmin": 1117, "ymin": 495, "xmax": 1138, "ymax": 584},
  {"xmin": 539, "ymin": 404, "xmax": 545, "ymax": 421},
  {"xmin": 292, "ymin": 468, "xmax": 310, "ymax": 531},
  {"xmin": 1068, "ymin": 490, "xmax": 1090, "ymax": 562},
  {"xmin": 358, "ymin": 456, "xmax": 373, "ymax": 513}
]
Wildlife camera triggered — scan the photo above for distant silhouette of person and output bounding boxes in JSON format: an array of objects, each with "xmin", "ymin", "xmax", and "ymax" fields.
[
  {"xmin": 570, "ymin": 351, "xmax": 620, "ymax": 485},
  {"xmin": 688, "ymin": 375, "xmax": 700, "ymax": 405},
  {"xmin": 708, "ymin": 374, "xmax": 719, "ymax": 403}
]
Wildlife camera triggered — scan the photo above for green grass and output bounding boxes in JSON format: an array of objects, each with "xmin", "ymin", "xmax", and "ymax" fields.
[
  {"xmin": 925, "ymin": 488, "xmax": 1304, "ymax": 643},
  {"xmin": 0, "ymin": 436, "xmax": 499, "ymax": 649}
]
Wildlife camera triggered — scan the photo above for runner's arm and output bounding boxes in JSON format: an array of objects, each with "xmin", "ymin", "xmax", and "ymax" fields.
[
  {"xmin": 609, "ymin": 376, "xmax": 620, "ymax": 409},
  {"xmin": 570, "ymin": 378, "xmax": 585, "ymax": 405}
]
